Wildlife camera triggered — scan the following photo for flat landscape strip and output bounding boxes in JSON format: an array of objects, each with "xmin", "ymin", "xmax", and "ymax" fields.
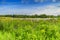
[{"xmin": 13, "ymin": 18, "xmax": 57, "ymax": 20}]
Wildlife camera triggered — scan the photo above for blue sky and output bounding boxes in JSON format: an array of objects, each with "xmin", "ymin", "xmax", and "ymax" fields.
[
  {"xmin": 0, "ymin": 0, "xmax": 59, "ymax": 5},
  {"xmin": 0, "ymin": 0, "xmax": 60, "ymax": 15}
]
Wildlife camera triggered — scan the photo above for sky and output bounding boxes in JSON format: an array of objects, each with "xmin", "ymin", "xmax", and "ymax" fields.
[{"xmin": 0, "ymin": 0, "xmax": 60, "ymax": 15}]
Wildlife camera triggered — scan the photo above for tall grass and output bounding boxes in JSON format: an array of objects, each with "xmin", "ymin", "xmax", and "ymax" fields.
[{"xmin": 0, "ymin": 17, "xmax": 60, "ymax": 40}]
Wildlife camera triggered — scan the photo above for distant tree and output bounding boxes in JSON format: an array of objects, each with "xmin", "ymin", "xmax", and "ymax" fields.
[
  {"xmin": 39, "ymin": 14, "xmax": 47, "ymax": 18},
  {"xmin": 57, "ymin": 15, "xmax": 60, "ymax": 18}
]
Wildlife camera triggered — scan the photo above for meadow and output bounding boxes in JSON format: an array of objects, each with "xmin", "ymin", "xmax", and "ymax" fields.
[{"xmin": 0, "ymin": 17, "xmax": 60, "ymax": 40}]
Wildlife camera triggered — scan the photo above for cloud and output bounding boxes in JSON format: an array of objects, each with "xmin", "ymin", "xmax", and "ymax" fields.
[
  {"xmin": 17, "ymin": 3, "xmax": 60, "ymax": 16},
  {"xmin": 52, "ymin": 0, "xmax": 56, "ymax": 2},
  {"xmin": 0, "ymin": 2, "xmax": 60, "ymax": 15},
  {"xmin": 31, "ymin": 4, "xmax": 60, "ymax": 16}
]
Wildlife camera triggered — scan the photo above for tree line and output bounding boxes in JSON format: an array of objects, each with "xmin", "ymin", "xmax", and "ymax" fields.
[{"xmin": 0, "ymin": 14, "xmax": 60, "ymax": 18}]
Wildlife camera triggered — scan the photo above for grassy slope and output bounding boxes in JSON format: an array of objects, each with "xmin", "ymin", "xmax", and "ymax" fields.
[{"xmin": 0, "ymin": 17, "xmax": 60, "ymax": 40}]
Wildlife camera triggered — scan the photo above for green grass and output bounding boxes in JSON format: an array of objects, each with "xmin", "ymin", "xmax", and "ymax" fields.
[{"xmin": 0, "ymin": 17, "xmax": 60, "ymax": 40}]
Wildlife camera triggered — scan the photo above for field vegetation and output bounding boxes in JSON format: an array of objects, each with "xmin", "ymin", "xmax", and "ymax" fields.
[{"xmin": 0, "ymin": 17, "xmax": 60, "ymax": 40}]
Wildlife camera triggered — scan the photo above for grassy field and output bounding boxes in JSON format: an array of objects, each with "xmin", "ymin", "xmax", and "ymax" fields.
[{"xmin": 0, "ymin": 17, "xmax": 60, "ymax": 40}]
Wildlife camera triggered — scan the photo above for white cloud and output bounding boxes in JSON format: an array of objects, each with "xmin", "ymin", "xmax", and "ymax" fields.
[
  {"xmin": 0, "ymin": 3, "xmax": 60, "ymax": 15},
  {"xmin": 31, "ymin": 4, "xmax": 60, "ymax": 16},
  {"xmin": 52, "ymin": 0, "xmax": 56, "ymax": 2},
  {"xmin": 18, "ymin": 3, "xmax": 60, "ymax": 16}
]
